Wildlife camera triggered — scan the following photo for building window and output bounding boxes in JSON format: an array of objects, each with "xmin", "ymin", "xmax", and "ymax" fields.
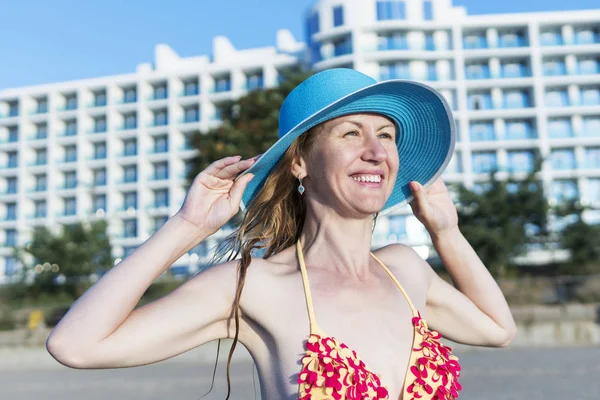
[
  {"xmin": 575, "ymin": 28, "xmax": 599, "ymax": 45},
  {"xmin": 507, "ymin": 150, "xmax": 535, "ymax": 172},
  {"xmin": 7, "ymin": 152, "xmax": 18, "ymax": 168},
  {"xmin": 5, "ymin": 256, "xmax": 18, "ymax": 276},
  {"xmin": 581, "ymin": 87, "xmax": 600, "ymax": 106},
  {"xmin": 505, "ymin": 120, "xmax": 535, "ymax": 140},
  {"xmin": 551, "ymin": 180, "xmax": 579, "ymax": 204},
  {"xmin": 5, "ymin": 229, "xmax": 17, "ymax": 247},
  {"xmin": 94, "ymin": 142, "xmax": 107, "ymax": 159},
  {"xmin": 214, "ymin": 76, "xmax": 231, "ymax": 93},
  {"xmin": 123, "ymin": 219, "xmax": 137, "ymax": 238},
  {"xmin": 550, "ymin": 149, "xmax": 577, "ymax": 170},
  {"xmin": 183, "ymin": 80, "xmax": 199, "ymax": 96},
  {"xmin": 501, "ymin": 61, "xmax": 528, "ymax": 78},
  {"xmin": 378, "ymin": 32, "xmax": 408, "ymax": 50},
  {"xmin": 123, "ymin": 192, "xmax": 137, "ymax": 210},
  {"xmin": 387, "ymin": 215, "xmax": 407, "ymax": 241},
  {"xmin": 123, "ymin": 165, "xmax": 137, "ymax": 183},
  {"xmin": 184, "ymin": 106, "xmax": 200, "ymax": 123},
  {"xmin": 584, "ymin": 147, "xmax": 600, "ymax": 169},
  {"xmin": 153, "ymin": 83, "xmax": 168, "ymax": 100},
  {"xmin": 36, "ymin": 123, "xmax": 48, "ymax": 139},
  {"xmin": 471, "ymin": 151, "xmax": 497, "ymax": 173},
  {"xmin": 123, "ymin": 113, "xmax": 137, "ymax": 130},
  {"xmin": 64, "ymin": 145, "xmax": 77, "ymax": 162},
  {"xmin": 65, "ymin": 94, "xmax": 77, "ymax": 110},
  {"xmin": 154, "ymin": 189, "xmax": 169, "ymax": 208},
  {"xmin": 93, "ymin": 194, "xmax": 106, "ymax": 213},
  {"xmin": 8, "ymin": 126, "xmax": 18, "ymax": 142},
  {"xmin": 153, "ymin": 162, "xmax": 169, "ymax": 180},
  {"xmin": 587, "ymin": 178, "xmax": 600, "ymax": 203},
  {"xmin": 94, "ymin": 91, "xmax": 107, "ymax": 107},
  {"xmin": 8, "ymin": 102, "xmax": 19, "ymax": 117},
  {"xmin": 540, "ymin": 30, "xmax": 563, "ymax": 46},
  {"xmin": 463, "ymin": 33, "xmax": 487, "ymax": 49},
  {"xmin": 504, "ymin": 90, "xmax": 530, "ymax": 109},
  {"xmin": 36, "ymin": 98, "xmax": 48, "ymax": 114},
  {"xmin": 153, "ymin": 110, "xmax": 168, "ymax": 126},
  {"xmin": 376, "ymin": 1, "xmax": 406, "ymax": 21},
  {"xmin": 246, "ymin": 73, "xmax": 264, "ymax": 91},
  {"xmin": 543, "ymin": 59, "xmax": 567, "ymax": 76},
  {"xmin": 380, "ymin": 62, "xmax": 411, "ymax": 80},
  {"xmin": 333, "ymin": 36, "xmax": 353, "ymax": 57},
  {"xmin": 64, "ymin": 171, "xmax": 77, "ymax": 188},
  {"xmin": 499, "ymin": 31, "xmax": 527, "ymax": 48},
  {"xmin": 154, "ymin": 135, "xmax": 168, "ymax": 153},
  {"xmin": 465, "ymin": 63, "xmax": 490, "ymax": 79},
  {"xmin": 333, "ymin": 5, "xmax": 344, "ymax": 27},
  {"xmin": 94, "ymin": 117, "xmax": 107, "ymax": 133},
  {"xmin": 35, "ymin": 174, "xmax": 47, "ymax": 191},
  {"xmin": 547, "ymin": 118, "xmax": 573, "ymax": 138},
  {"xmin": 123, "ymin": 138, "xmax": 137, "ymax": 156},
  {"xmin": 423, "ymin": 0, "xmax": 433, "ymax": 20},
  {"xmin": 467, "ymin": 93, "xmax": 493, "ymax": 110},
  {"xmin": 34, "ymin": 200, "xmax": 46, "ymax": 218},
  {"xmin": 6, "ymin": 177, "xmax": 17, "ymax": 194},
  {"xmin": 545, "ymin": 89, "xmax": 569, "ymax": 107},
  {"xmin": 65, "ymin": 120, "xmax": 77, "ymax": 136},
  {"xmin": 94, "ymin": 168, "xmax": 107, "ymax": 186},
  {"xmin": 123, "ymin": 87, "xmax": 137, "ymax": 103},
  {"xmin": 64, "ymin": 197, "xmax": 77, "ymax": 215},
  {"xmin": 306, "ymin": 12, "xmax": 320, "ymax": 40},
  {"xmin": 469, "ymin": 122, "xmax": 495, "ymax": 142},
  {"xmin": 582, "ymin": 117, "xmax": 600, "ymax": 137}
]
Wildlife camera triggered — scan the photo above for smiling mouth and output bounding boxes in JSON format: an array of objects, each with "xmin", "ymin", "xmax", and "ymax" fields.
[{"xmin": 350, "ymin": 175, "xmax": 384, "ymax": 187}]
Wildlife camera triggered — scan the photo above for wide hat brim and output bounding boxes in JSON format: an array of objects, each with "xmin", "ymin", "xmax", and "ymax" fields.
[{"xmin": 237, "ymin": 79, "xmax": 456, "ymax": 216}]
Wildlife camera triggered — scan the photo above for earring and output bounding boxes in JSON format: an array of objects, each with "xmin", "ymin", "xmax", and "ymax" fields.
[{"xmin": 297, "ymin": 177, "xmax": 305, "ymax": 195}]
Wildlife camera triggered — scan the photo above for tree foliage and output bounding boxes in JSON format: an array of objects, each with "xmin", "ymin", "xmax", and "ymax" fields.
[
  {"xmin": 12, "ymin": 220, "xmax": 113, "ymax": 299},
  {"xmin": 188, "ymin": 67, "xmax": 314, "ymax": 177},
  {"xmin": 454, "ymin": 156, "xmax": 549, "ymax": 277}
]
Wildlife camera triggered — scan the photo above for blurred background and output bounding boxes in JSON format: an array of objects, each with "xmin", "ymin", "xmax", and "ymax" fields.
[{"xmin": 0, "ymin": 0, "xmax": 599, "ymax": 399}]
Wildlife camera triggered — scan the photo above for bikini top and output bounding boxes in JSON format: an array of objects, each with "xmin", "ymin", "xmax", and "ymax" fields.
[{"xmin": 295, "ymin": 240, "xmax": 462, "ymax": 400}]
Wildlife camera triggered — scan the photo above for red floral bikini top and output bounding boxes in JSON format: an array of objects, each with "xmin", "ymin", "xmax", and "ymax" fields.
[{"xmin": 295, "ymin": 241, "xmax": 462, "ymax": 400}]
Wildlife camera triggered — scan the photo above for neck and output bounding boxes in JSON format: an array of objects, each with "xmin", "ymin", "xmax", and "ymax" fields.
[{"xmin": 298, "ymin": 206, "xmax": 377, "ymax": 280}]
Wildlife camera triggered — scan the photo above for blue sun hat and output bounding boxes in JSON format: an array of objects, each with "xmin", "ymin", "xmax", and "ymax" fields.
[{"xmin": 238, "ymin": 68, "xmax": 456, "ymax": 215}]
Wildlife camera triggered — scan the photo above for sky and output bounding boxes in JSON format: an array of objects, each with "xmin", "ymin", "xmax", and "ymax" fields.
[{"xmin": 1, "ymin": 0, "xmax": 598, "ymax": 90}]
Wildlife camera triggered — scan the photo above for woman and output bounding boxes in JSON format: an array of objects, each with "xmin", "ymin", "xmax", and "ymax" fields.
[{"xmin": 47, "ymin": 69, "xmax": 517, "ymax": 400}]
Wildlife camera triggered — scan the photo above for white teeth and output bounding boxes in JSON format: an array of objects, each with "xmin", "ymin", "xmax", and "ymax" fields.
[{"xmin": 351, "ymin": 174, "xmax": 381, "ymax": 183}]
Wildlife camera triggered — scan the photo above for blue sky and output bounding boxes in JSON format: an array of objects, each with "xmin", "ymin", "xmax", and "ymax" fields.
[{"xmin": 1, "ymin": 0, "xmax": 598, "ymax": 90}]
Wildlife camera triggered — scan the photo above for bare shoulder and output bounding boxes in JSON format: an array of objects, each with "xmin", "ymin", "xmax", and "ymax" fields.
[{"xmin": 372, "ymin": 242, "xmax": 433, "ymax": 290}]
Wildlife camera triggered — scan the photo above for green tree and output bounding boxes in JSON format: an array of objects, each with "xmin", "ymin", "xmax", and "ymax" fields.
[
  {"xmin": 454, "ymin": 156, "xmax": 550, "ymax": 277},
  {"xmin": 553, "ymin": 200, "xmax": 600, "ymax": 274},
  {"xmin": 188, "ymin": 67, "xmax": 313, "ymax": 176},
  {"xmin": 12, "ymin": 220, "xmax": 113, "ymax": 299}
]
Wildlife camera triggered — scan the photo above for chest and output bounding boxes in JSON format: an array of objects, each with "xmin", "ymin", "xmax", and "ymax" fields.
[{"xmin": 241, "ymin": 270, "xmax": 425, "ymax": 399}]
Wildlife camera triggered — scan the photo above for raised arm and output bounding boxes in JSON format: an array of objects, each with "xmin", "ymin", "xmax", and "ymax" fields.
[{"xmin": 46, "ymin": 155, "xmax": 257, "ymax": 369}]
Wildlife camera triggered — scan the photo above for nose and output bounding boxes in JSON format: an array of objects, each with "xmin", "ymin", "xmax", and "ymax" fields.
[{"xmin": 362, "ymin": 131, "xmax": 388, "ymax": 163}]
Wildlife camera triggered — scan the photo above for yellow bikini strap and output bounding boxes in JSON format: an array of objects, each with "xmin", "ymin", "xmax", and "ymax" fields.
[
  {"xmin": 296, "ymin": 240, "xmax": 318, "ymax": 330},
  {"xmin": 369, "ymin": 251, "xmax": 419, "ymax": 317}
]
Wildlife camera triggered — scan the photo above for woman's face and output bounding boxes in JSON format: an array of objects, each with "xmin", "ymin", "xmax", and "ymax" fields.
[{"xmin": 297, "ymin": 113, "xmax": 399, "ymax": 217}]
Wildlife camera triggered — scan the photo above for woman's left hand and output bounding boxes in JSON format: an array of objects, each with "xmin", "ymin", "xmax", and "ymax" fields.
[{"xmin": 408, "ymin": 177, "xmax": 458, "ymax": 236}]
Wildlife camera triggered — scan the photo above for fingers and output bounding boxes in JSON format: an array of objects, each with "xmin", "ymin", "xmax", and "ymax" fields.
[
  {"xmin": 203, "ymin": 155, "xmax": 242, "ymax": 176},
  {"xmin": 228, "ymin": 173, "xmax": 255, "ymax": 211},
  {"xmin": 214, "ymin": 158, "xmax": 256, "ymax": 179}
]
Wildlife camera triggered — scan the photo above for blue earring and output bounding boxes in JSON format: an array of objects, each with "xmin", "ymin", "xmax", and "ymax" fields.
[{"xmin": 297, "ymin": 177, "xmax": 305, "ymax": 195}]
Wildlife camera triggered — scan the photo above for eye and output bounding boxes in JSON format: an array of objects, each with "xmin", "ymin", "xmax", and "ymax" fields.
[
  {"xmin": 344, "ymin": 130, "xmax": 358, "ymax": 137},
  {"xmin": 379, "ymin": 132, "xmax": 394, "ymax": 140}
]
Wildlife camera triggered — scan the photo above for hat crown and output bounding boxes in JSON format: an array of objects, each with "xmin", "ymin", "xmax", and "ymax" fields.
[{"xmin": 278, "ymin": 68, "xmax": 377, "ymax": 138}]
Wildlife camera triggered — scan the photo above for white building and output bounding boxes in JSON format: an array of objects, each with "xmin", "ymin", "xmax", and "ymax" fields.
[{"xmin": 1, "ymin": 0, "xmax": 599, "ymax": 281}]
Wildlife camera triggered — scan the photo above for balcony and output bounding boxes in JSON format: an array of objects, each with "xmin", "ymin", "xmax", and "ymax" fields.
[
  {"xmin": 463, "ymin": 37, "xmax": 488, "ymax": 50},
  {"xmin": 465, "ymin": 66, "xmax": 490, "ymax": 80},
  {"xmin": 498, "ymin": 35, "xmax": 528, "ymax": 48}
]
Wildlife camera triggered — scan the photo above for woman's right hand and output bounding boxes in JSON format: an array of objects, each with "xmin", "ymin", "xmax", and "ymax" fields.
[{"xmin": 175, "ymin": 155, "xmax": 258, "ymax": 235}]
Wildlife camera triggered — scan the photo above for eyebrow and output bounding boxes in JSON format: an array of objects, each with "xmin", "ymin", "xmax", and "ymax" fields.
[{"xmin": 342, "ymin": 120, "xmax": 395, "ymax": 131}]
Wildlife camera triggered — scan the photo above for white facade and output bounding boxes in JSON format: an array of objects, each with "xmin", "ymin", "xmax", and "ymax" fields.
[
  {"xmin": 0, "ymin": 32, "xmax": 303, "ymax": 283},
  {"xmin": 1, "ymin": 0, "xmax": 600, "ymax": 281}
]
